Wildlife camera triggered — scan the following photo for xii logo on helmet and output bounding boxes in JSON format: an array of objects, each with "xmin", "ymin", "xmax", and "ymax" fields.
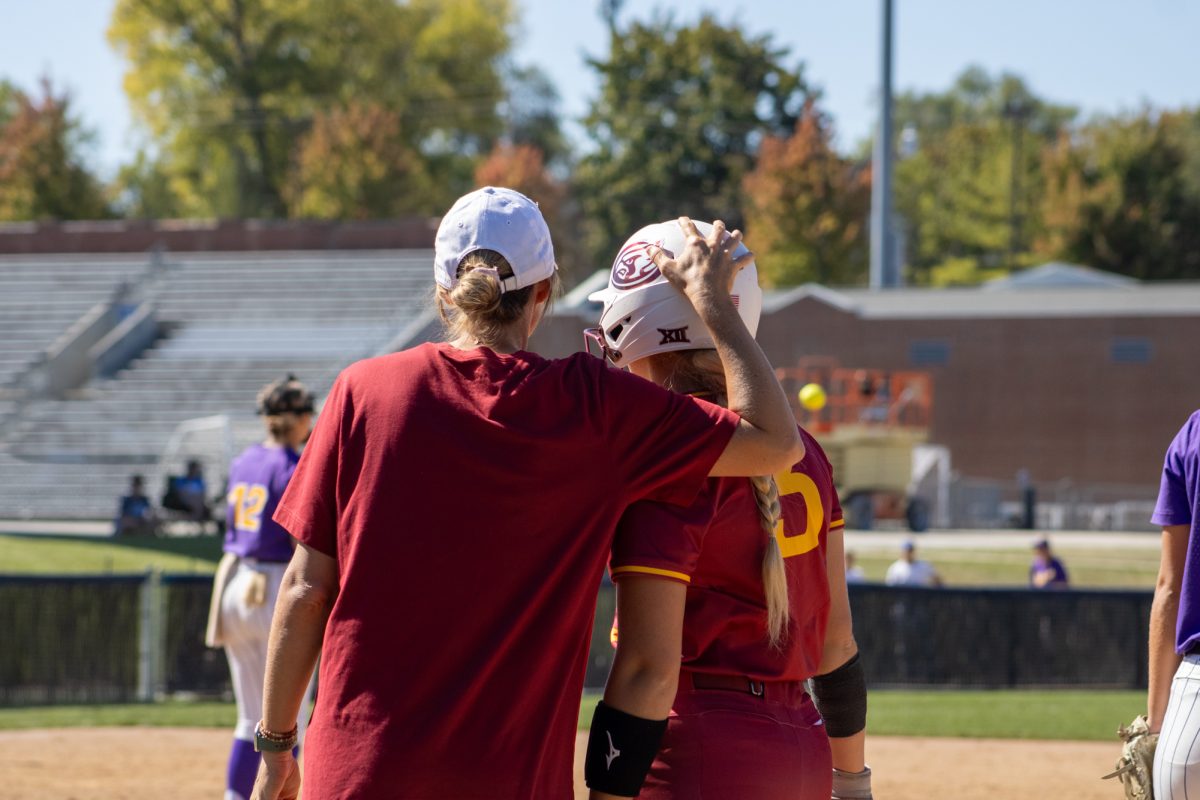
[{"xmin": 657, "ymin": 327, "xmax": 690, "ymax": 345}]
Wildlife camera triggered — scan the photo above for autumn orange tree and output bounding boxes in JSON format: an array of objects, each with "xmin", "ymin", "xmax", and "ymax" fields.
[
  {"xmin": 0, "ymin": 78, "xmax": 108, "ymax": 221},
  {"xmin": 474, "ymin": 143, "xmax": 582, "ymax": 283},
  {"xmin": 742, "ymin": 101, "xmax": 870, "ymax": 287}
]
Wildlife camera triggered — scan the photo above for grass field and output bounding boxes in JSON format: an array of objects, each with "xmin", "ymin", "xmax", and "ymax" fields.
[
  {"xmin": 0, "ymin": 701, "xmax": 234, "ymax": 730},
  {"xmin": 850, "ymin": 547, "xmax": 1158, "ymax": 588},
  {"xmin": 581, "ymin": 689, "xmax": 1143, "ymax": 741},
  {"xmin": 0, "ymin": 533, "xmax": 222, "ymax": 575},
  {"xmin": 0, "ymin": 533, "xmax": 1159, "ymax": 589},
  {"xmin": 1, "ymin": 690, "xmax": 1139, "ymax": 742}
]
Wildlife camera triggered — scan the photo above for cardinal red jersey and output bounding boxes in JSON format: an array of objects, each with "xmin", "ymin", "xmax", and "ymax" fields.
[
  {"xmin": 610, "ymin": 427, "xmax": 843, "ymax": 681},
  {"xmin": 273, "ymin": 343, "xmax": 736, "ymax": 799}
]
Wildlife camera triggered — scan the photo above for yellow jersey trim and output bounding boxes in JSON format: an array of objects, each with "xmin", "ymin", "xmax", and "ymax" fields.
[
  {"xmin": 611, "ymin": 565, "xmax": 691, "ymax": 583},
  {"xmin": 830, "ymin": 518, "xmax": 846, "ymax": 529}
]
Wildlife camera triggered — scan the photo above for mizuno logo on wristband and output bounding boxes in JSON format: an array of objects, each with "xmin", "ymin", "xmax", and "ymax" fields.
[{"xmin": 605, "ymin": 731, "xmax": 621, "ymax": 769}]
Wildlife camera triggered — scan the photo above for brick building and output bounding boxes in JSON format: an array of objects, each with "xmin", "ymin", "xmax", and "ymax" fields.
[{"xmin": 539, "ymin": 264, "xmax": 1200, "ymax": 493}]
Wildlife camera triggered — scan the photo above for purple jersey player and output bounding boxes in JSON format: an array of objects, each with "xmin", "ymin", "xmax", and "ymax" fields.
[
  {"xmin": 1148, "ymin": 410, "xmax": 1200, "ymax": 799},
  {"xmin": 223, "ymin": 444, "xmax": 299, "ymax": 564},
  {"xmin": 204, "ymin": 375, "xmax": 316, "ymax": 800}
]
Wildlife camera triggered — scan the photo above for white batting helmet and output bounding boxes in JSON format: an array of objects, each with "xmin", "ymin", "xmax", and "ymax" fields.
[{"xmin": 584, "ymin": 220, "xmax": 763, "ymax": 368}]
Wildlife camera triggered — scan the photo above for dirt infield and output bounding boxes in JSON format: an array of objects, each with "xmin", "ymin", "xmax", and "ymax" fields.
[{"xmin": 0, "ymin": 727, "xmax": 1123, "ymax": 799}]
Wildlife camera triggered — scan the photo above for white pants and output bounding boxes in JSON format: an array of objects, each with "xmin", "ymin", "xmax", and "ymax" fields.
[
  {"xmin": 221, "ymin": 560, "xmax": 317, "ymax": 742},
  {"xmin": 1156, "ymin": 654, "xmax": 1200, "ymax": 800}
]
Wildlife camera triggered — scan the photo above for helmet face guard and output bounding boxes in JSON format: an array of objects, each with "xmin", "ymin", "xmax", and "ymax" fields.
[
  {"xmin": 584, "ymin": 220, "xmax": 763, "ymax": 369},
  {"xmin": 582, "ymin": 326, "xmax": 622, "ymax": 365}
]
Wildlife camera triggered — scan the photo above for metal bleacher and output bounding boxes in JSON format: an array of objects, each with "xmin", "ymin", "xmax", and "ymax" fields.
[
  {"xmin": 0, "ymin": 256, "xmax": 146, "ymax": 392},
  {"xmin": 0, "ymin": 251, "xmax": 435, "ymax": 521}
]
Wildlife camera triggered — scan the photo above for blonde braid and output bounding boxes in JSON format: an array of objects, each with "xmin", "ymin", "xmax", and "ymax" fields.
[
  {"xmin": 660, "ymin": 349, "xmax": 792, "ymax": 648},
  {"xmin": 750, "ymin": 474, "xmax": 790, "ymax": 649}
]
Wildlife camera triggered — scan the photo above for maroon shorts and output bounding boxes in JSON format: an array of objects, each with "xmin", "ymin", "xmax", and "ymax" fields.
[{"xmin": 638, "ymin": 672, "xmax": 832, "ymax": 800}]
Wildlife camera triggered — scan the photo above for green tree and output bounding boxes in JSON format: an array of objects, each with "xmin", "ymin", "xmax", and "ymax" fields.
[
  {"xmin": 108, "ymin": 0, "xmax": 513, "ymax": 219},
  {"xmin": 111, "ymin": 149, "xmax": 187, "ymax": 219},
  {"xmin": 0, "ymin": 77, "xmax": 109, "ymax": 221},
  {"xmin": 1039, "ymin": 110, "xmax": 1200, "ymax": 280},
  {"xmin": 287, "ymin": 102, "xmax": 433, "ymax": 219},
  {"xmin": 892, "ymin": 67, "xmax": 1076, "ymax": 284},
  {"xmin": 503, "ymin": 65, "xmax": 570, "ymax": 170},
  {"xmin": 742, "ymin": 101, "xmax": 870, "ymax": 286},
  {"xmin": 575, "ymin": 12, "xmax": 811, "ymax": 268}
]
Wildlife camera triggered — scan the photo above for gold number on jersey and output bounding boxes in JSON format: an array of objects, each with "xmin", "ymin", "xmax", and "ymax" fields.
[
  {"xmin": 772, "ymin": 471, "xmax": 824, "ymax": 558},
  {"xmin": 228, "ymin": 482, "xmax": 269, "ymax": 533}
]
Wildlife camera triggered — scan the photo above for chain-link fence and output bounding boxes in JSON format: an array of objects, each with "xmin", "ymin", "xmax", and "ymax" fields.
[
  {"xmin": 0, "ymin": 575, "xmax": 1154, "ymax": 705},
  {"xmin": 0, "ymin": 575, "xmax": 142, "ymax": 705},
  {"xmin": 941, "ymin": 476, "xmax": 1158, "ymax": 532},
  {"xmin": 849, "ymin": 583, "xmax": 1152, "ymax": 688}
]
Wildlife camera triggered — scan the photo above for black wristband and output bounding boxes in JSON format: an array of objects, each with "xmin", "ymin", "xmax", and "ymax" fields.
[
  {"xmin": 584, "ymin": 701, "xmax": 668, "ymax": 797},
  {"xmin": 809, "ymin": 652, "xmax": 867, "ymax": 738}
]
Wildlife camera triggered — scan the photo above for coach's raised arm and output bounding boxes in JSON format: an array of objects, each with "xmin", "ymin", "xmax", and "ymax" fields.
[{"xmin": 651, "ymin": 217, "xmax": 803, "ymax": 474}]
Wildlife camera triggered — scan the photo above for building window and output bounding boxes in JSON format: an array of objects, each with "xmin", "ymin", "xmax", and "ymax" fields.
[
  {"xmin": 1111, "ymin": 338, "xmax": 1152, "ymax": 364},
  {"xmin": 910, "ymin": 340, "xmax": 950, "ymax": 366}
]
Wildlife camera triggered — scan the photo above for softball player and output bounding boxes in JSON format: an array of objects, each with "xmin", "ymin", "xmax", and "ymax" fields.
[
  {"xmin": 205, "ymin": 376, "xmax": 317, "ymax": 800},
  {"xmin": 584, "ymin": 221, "xmax": 870, "ymax": 800},
  {"xmin": 1149, "ymin": 410, "xmax": 1200, "ymax": 799},
  {"xmin": 250, "ymin": 190, "xmax": 804, "ymax": 800}
]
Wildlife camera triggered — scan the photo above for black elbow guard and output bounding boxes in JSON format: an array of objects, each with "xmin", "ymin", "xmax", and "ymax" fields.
[
  {"xmin": 584, "ymin": 701, "xmax": 668, "ymax": 797},
  {"xmin": 809, "ymin": 652, "xmax": 867, "ymax": 738}
]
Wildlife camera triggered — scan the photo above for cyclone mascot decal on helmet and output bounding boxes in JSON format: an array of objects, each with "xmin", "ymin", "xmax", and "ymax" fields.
[{"xmin": 587, "ymin": 220, "xmax": 763, "ymax": 369}]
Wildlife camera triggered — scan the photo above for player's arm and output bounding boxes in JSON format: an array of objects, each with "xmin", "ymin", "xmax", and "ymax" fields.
[
  {"xmin": 587, "ymin": 577, "xmax": 686, "ymax": 800},
  {"xmin": 252, "ymin": 543, "xmax": 338, "ymax": 800},
  {"xmin": 1148, "ymin": 524, "xmax": 1189, "ymax": 732},
  {"xmin": 815, "ymin": 522, "xmax": 870, "ymax": 789},
  {"xmin": 650, "ymin": 219, "xmax": 803, "ymax": 477}
]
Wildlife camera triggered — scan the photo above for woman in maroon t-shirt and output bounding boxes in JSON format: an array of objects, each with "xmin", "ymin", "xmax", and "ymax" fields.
[{"xmin": 250, "ymin": 187, "xmax": 803, "ymax": 800}]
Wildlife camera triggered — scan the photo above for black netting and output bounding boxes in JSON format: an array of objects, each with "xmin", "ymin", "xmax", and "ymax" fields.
[
  {"xmin": 0, "ymin": 576, "xmax": 1155, "ymax": 705},
  {"xmin": 0, "ymin": 576, "xmax": 142, "ymax": 705},
  {"xmin": 850, "ymin": 584, "xmax": 1153, "ymax": 688},
  {"xmin": 162, "ymin": 575, "xmax": 232, "ymax": 696}
]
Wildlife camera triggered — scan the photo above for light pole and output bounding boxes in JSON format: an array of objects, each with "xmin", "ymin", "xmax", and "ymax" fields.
[{"xmin": 869, "ymin": 0, "xmax": 897, "ymax": 288}]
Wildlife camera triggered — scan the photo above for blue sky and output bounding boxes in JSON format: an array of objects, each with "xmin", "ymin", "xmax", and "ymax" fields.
[{"xmin": 3, "ymin": 0, "xmax": 1198, "ymax": 177}]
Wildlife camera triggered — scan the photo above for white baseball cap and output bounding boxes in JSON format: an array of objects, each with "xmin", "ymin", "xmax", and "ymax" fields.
[{"xmin": 434, "ymin": 186, "xmax": 557, "ymax": 293}]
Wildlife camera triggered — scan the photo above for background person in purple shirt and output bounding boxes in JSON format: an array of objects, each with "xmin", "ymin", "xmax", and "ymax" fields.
[
  {"xmin": 1148, "ymin": 410, "xmax": 1200, "ymax": 798},
  {"xmin": 204, "ymin": 375, "xmax": 315, "ymax": 800},
  {"xmin": 1029, "ymin": 538, "xmax": 1069, "ymax": 589}
]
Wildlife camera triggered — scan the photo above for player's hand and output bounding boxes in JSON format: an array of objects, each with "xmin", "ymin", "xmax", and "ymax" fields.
[
  {"xmin": 251, "ymin": 751, "xmax": 300, "ymax": 800},
  {"xmin": 649, "ymin": 217, "xmax": 753, "ymax": 307}
]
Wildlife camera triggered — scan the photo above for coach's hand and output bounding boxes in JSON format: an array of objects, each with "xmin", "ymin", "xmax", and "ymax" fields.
[
  {"xmin": 650, "ymin": 217, "xmax": 752, "ymax": 306},
  {"xmin": 251, "ymin": 751, "xmax": 300, "ymax": 800}
]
